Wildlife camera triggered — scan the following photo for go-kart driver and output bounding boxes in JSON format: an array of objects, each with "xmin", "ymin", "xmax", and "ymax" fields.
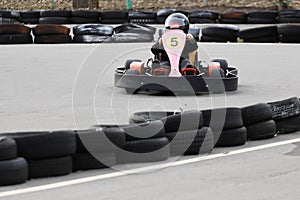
[{"xmin": 151, "ymin": 13, "xmax": 198, "ymax": 73}]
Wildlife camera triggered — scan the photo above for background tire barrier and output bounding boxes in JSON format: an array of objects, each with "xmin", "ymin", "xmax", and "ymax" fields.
[
  {"xmin": 278, "ymin": 10, "xmax": 300, "ymax": 23},
  {"xmin": 39, "ymin": 10, "xmax": 71, "ymax": 24},
  {"xmin": 128, "ymin": 11, "xmax": 157, "ymax": 24},
  {"xmin": 246, "ymin": 11, "xmax": 277, "ymax": 24},
  {"xmin": 219, "ymin": 12, "xmax": 247, "ymax": 24},
  {"xmin": 73, "ymin": 24, "xmax": 113, "ymax": 43},
  {"xmin": 100, "ymin": 10, "xmax": 128, "ymax": 24},
  {"xmin": 0, "ymin": 137, "xmax": 17, "ymax": 161},
  {"xmin": 71, "ymin": 10, "xmax": 100, "ymax": 24},
  {"xmin": 238, "ymin": 25, "xmax": 278, "ymax": 43},
  {"xmin": 201, "ymin": 25, "xmax": 239, "ymax": 43},
  {"xmin": 33, "ymin": 24, "xmax": 72, "ymax": 44},
  {"xmin": 113, "ymin": 24, "xmax": 155, "ymax": 43},
  {"xmin": 0, "ymin": 24, "xmax": 33, "ymax": 44},
  {"xmin": 277, "ymin": 24, "xmax": 300, "ymax": 43},
  {"xmin": 189, "ymin": 10, "xmax": 219, "ymax": 24},
  {"xmin": 0, "ymin": 10, "xmax": 20, "ymax": 24},
  {"xmin": 0, "ymin": 158, "xmax": 28, "ymax": 186},
  {"xmin": 20, "ymin": 11, "xmax": 40, "ymax": 24}
]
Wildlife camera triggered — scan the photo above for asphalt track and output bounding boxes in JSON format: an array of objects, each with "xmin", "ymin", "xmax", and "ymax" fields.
[{"xmin": 0, "ymin": 42, "xmax": 300, "ymax": 199}]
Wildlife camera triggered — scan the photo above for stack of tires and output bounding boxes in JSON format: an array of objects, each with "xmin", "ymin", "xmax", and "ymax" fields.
[
  {"xmin": 246, "ymin": 11, "xmax": 278, "ymax": 24},
  {"xmin": 0, "ymin": 24, "xmax": 33, "ymax": 44},
  {"xmin": 20, "ymin": 11, "xmax": 40, "ymax": 24},
  {"xmin": 238, "ymin": 25, "xmax": 278, "ymax": 43},
  {"xmin": 242, "ymin": 103, "xmax": 277, "ymax": 140},
  {"xmin": 73, "ymin": 128, "xmax": 125, "ymax": 171},
  {"xmin": 277, "ymin": 9, "xmax": 300, "ymax": 23},
  {"xmin": 100, "ymin": 10, "xmax": 128, "ymax": 24},
  {"xmin": 156, "ymin": 9, "xmax": 188, "ymax": 24},
  {"xmin": 219, "ymin": 12, "xmax": 247, "ymax": 24},
  {"xmin": 128, "ymin": 11, "xmax": 157, "ymax": 24},
  {"xmin": 115, "ymin": 121, "xmax": 170, "ymax": 163},
  {"xmin": 159, "ymin": 26, "xmax": 200, "ymax": 41},
  {"xmin": 129, "ymin": 110, "xmax": 214, "ymax": 156},
  {"xmin": 33, "ymin": 24, "xmax": 72, "ymax": 44},
  {"xmin": 0, "ymin": 137, "xmax": 28, "ymax": 186},
  {"xmin": 277, "ymin": 24, "xmax": 300, "ymax": 43},
  {"xmin": 201, "ymin": 108, "xmax": 247, "ymax": 147},
  {"xmin": 113, "ymin": 24, "xmax": 156, "ymax": 43},
  {"xmin": 39, "ymin": 10, "xmax": 72, "ymax": 24},
  {"xmin": 0, "ymin": 10, "xmax": 20, "ymax": 24},
  {"xmin": 188, "ymin": 10, "xmax": 219, "ymax": 24},
  {"xmin": 201, "ymin": 25, "xmax": 239, "ymax": 42},
  {"xmin": 71, "ymin": 10, "xmax": 100, "ymax": 24},
  {"xmin": 73, "ymin": 24, "xmax": 113, "ymax": 43},
  {"xmin": 2, "ymin": 131, "xmax": 76, "ymax": 179},
  {"xmin": 268, "ymin": 97, "xmax": 300, "ymax": 134}
]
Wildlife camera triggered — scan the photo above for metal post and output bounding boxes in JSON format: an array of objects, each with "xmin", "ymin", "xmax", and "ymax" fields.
[
  {"xmin": 205, "ymin": 0, "xmax": 208, "ymax": 6},
  {"xmin": 52, "ymin": 0, "xmax": 54, "ymax": 10}
]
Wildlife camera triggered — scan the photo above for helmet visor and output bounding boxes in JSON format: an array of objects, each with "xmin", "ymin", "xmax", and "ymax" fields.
[{"xmin": 165, "ymin": 17, "xmax": 185, "ymax": 29}]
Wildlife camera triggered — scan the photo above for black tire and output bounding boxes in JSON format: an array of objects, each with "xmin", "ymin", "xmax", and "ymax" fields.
[
  {"xmin": 34, "ymin": 35, "xmax": 72, "ymax": 44},
  {"xmin": 75, "ymin": 128, "xmax": 125, "ymax": 153},
  {"xmin": 156, "ymin": 16, "xmax": 167, "ymax": 24},
  {"xmin": 0, "ymin": 158, "xmax": 28, "ymax": 186},
  {"xmin": 129, "ymin": 18, "xmax": 157, "ymax": 24},
  {"xmin": 278, "ymin": 18, "xmax": 300, "ymax": 23},
  {"xmin": 247, "ymin": 11, "xmax": 278, "ymax": 19},
  {"xmin": 219, "ymin": 18, "xmax": 246, "ymax": 24},
  {"xmin": 0, "ymin": 24, "xmax": 31, "ymax": 34},
  {"xmin": 113, "ymin": 33, "xmax": 154, "ymax": 43},
  {"xmin": 73, "ymin": 24, "xmax": 113, "ymax": 36},
  {"xmin": 128, "ymin": 11, "xmax": 156, "ymax": 19},
  {"xmin": 202, "ymin": 25, "xmax": 239, "ymax": 38},
  {"xmin": 100, "ymin": 10, "xmax": 128, "ymax": 19},
  {"xmin": 275, "ymin": 114, "xmax": 300, "ymax": 134},
  {"xmin": 167, "ymin": 127, "xmax": 214, "ymax": 156},
  {"xmin": 21, "ymin": 11, "xmax": 40, "ymax": 19},
  {"xmin": 247, "ymin": 120, "xmax": 276, "ymax": 140},
  {"xmin": 116, "ymin": 137, "xmax": 170, "ymax": 163},
  {"xmin": 129, "ymin": 110, "xmax": 181, "ymax": 124},
  {"xmin": 0, "ymin": 17, "xmax": 19, "ymax": 24},
  {"xmin": 122, "ymin": 120, "xmax": 165, "ymax": 141},
  {"xmin": 0, "ymin": 137, "xmax": 17, "ymax": 161},
  {"xmin": 268, "ymin": 97, "xmax": 300, "ymax": 120},
  {"xmin": 72, "ymin": 151, "xmax": 116, "ymax": 171},
  {"xmin": 278, "ymin": 10, "xmax": 300, "ymax": 18},
  {"xmin": 73, "ymin": 35, "xmax": 112, "ymax": 43},
  {"xmin": 114, "ymin": 24, "xmax": 156, "ymax": 35},
  {"xmin": 70, "ymin": 17, "xmax": 99, "ymax": 24},
  {"xmin": 124, "ymin": 59, "xmax": 142, "ymax": 70},
  {"xmin": 278, "ymin": 35, "xmax": 300, "ymax": 43},
  {"xmin": 71, "ymin": 10, "xmax": 100, "ymax": 18},
  {"xmin": 238, "ymin": 25, "xmax": 277, "ymax": 39},
  {"xmin": 156, "ymin": 8, "xmax": 188, "ymax": 17},
  {"xmin": 39, "ymin": 17, "xmax": 71, "ymax": 24},
  {"xmin": 2, "ymin": 131, "xmax": 76, "ymax": 160},
  {"xmin": 20, "ymin": 18, "xmax": 39, "ymax": 24},
  {"xmin": 202, "ymin": 107, "xmax": 243, "ymax": 130},
  {"xmin": 277, "ymin": 24, "xmax": 300, "ymax": 36},
  {"xmin": 189, "ymin": 10, "xmax": 219, "ymax": 19},
  {"xmin": 220, "ymin": 12, "xmax": 247, "ymax": 20},
  {"xmin": 242, "ymin": 103, "xmax": 273, "ymax": 126},
  {"xmin": 0, "ymin": 10, "xmax": 20, "ymax": 18},
  {"xmin": 100, "ymin": 18, "xmax": 128, "ymax": 24},
  {"xmin": 33, "ymin": 24, "xmax": 70, "ymax": 35},
  {"xmin": 40, "ymin": 10, "xmax": 72, "ymax": 18},
  {"xmin": 246, "ymin": 17, "xmax": 277, "ymax": 24},
  {"xmin": 242, "ymin": 35, "xmax": 278, "ymax": 43},
  {"xmin": 0, "ymin": 34, "xmax": 33, "ymax": 44},
  {"xmin": 215, "ymin": 127, "xmax": 247, "ymax": 147},
  {"xmin": 28, "ymin": 156, "xmax": 72, "ymax": 179},
  {"xmin": 161, "ymin": 110, "xmax": 204, "ymax": 133},
  {"xmin": 211, "ymin": 58, "xmax": 228, "ymax": 70},
  {"xmin": 189, "ymin": 17, "xmax": 217, "ymax": 24},
  {"xmin": 201, "ymin": 35, "xmax": 236, "ymax": 43}
]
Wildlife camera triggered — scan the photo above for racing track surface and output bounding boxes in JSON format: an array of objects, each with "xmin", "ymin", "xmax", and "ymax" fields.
[{"xmin": 0, "ymin": 42, "xmax": 300, "ymax": 199}]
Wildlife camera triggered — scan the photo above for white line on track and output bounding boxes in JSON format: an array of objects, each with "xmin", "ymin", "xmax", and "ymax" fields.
[{"xmin": 1, "ymin": 137, "xmax": 300, "ymax": 198}]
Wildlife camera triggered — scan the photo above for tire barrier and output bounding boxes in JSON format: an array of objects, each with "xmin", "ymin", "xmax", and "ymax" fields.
[
  {"xmin": 1, "ymin": 9, "xmax": 300, "ymax": 25},
  {"xmin": 100, "ymin": 10, "xmax": 128, "ymax": 24},
  {"xmin": 113, "ymin": 24, "xmax": 156, "ymax": 43},
  {"xmin": 33, "ymin": 24, "xmax": 72, "ymax": 44},
  {"xmin": 73, "ymin": 24, "xmax": 114, "ymax": 43},
  {"xmin": 128, "ymin": 11, "xmax": 157, "ymax": 24},
  {"xmin": 159, "ymin": 26, "xmax": 200, "ymax": 41},
  {"xmin": 238, "ymin": 25, "xmax": 278, "ymax": 43},
  {"xmin": 201, "ymin": 25, "xmax": 239, "ymax": 43},
  {"xmin": 277, "ymin": 24, "xmax": 300, "ymax": 43},
  {"xmin": 0, "ymin": 24, "xmax": 33, "ymax": 44},
  {"xmin": 1, "ymin": 97, "xmax": 300, "ymax": 185}
]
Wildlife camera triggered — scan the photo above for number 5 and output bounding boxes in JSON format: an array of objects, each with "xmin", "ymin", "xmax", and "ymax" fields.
[{"xmin": 171, "ymin": 37, "xmax": 178, "ymax": 47}]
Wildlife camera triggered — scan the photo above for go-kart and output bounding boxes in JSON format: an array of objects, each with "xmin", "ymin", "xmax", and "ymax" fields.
[{"xmin": 114, "ymin": 29, "xmax": 238, "ymax": 94}]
